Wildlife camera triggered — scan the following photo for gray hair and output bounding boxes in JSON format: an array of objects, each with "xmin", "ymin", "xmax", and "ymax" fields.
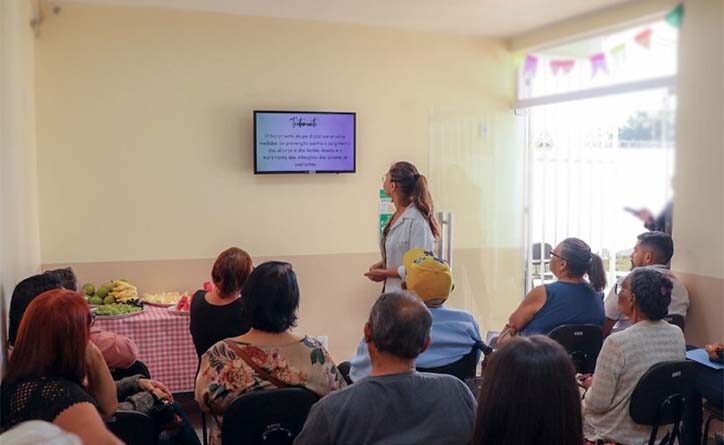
[{"xmin": 368, "ymin": 291, "xmax": 432, "ymax": 359}]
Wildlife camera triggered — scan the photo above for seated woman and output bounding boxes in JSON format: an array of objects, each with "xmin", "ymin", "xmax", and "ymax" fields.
[
  {"xmin": 9, "ymin": 278, "xmax": 201, "ymax": 444},
  {"xmin": 472, "ymin": 335, "xmax": 583, "ymax": 445},
  {"xmin": 190, "ymin": 247, "xmax": 253, "ymax": 358},
  {"xmin": 581, "ymin": 268, "xmax": 686, "ymax": 445},
  {"xmin": 504, "ymin": 238, "xmax": 606, "ymax": 338},
  {"xmin": 1, "ymin": 289, "xmax": 122, "ymax": 444},
  {"xmin": 195, "ymin": 261, "xmax": 346, "ymax": 445}
]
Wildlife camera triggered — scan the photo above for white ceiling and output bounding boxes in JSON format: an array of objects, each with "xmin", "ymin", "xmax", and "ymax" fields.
[{"xmin": 60, "ymin": 0, "xmax": 632, "ymax": 37}]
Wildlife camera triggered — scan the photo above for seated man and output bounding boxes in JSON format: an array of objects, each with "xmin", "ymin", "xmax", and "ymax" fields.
[
  {"xmin": 295, "ymin": 291, "xmax": 476, "ymax": 445},
  {"xmin": 349, "ymin": 249, "xmax": 482, "ymax": 382},
  {"xmin": 603, "ymin": 231, "xmax": 689, "ymax": 335}
]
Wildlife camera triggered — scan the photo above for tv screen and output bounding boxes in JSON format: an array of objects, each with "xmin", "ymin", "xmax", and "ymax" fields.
[{"xmin": 254, "ymin": 111, "xmax": 356, "ymax": 174}]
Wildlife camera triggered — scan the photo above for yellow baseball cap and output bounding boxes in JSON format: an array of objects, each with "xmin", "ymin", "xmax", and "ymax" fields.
[{"xmin": 402, "ymin": 248, "xmax": 453, "ymax": 305}]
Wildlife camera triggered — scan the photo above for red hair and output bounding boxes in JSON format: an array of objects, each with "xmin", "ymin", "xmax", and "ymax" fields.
[
  {"xmin": 212, "ymin": 247, "xmax": 253, "ymax": 298},
  {"xmin": 5, "ymin": 289, "xmax": 90, "ymax": 384}
]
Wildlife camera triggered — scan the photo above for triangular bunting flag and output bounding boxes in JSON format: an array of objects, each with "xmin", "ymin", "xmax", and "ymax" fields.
[
  {"xmin": 665, "ymin": 4, "xmax": 684, "ymax": 28},
  {"xmin": 634, "ymin": 28, "xmax": 652, "ymax": 49}
]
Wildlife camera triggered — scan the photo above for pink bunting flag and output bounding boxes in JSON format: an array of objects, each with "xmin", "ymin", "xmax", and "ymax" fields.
[
  {"xmin": 549, "ymin": 59, "xmax": 575, "ymax": 76},
  {"xmin": 590, "ymin": 52, "xmax": 608, "ymax": 77},
  {"xmin": 523, "ymin": 54, "xmax": 539, "ymax": 79},
  {"xmin": 635, "ymin": 28, "xmax": 652, "ymax": 49}
]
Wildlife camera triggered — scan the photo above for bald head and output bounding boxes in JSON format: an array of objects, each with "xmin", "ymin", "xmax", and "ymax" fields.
[{"xmin": 367, "ymin": 291, "xmax": 432, "ymax": 359}]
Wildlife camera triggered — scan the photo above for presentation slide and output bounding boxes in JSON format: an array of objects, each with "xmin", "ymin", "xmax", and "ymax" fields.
[{"xmin": 255, "ymin": 112, "xmax": 356, "ymax": 173}]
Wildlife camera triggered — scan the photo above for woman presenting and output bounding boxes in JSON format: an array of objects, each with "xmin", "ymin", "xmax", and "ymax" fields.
[{"xmin": 364, "ymin": 161, "xmax": 439, "ymax": 292}]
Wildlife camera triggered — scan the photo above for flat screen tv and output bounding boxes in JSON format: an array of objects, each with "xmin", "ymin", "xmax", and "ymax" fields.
[{"xmin": 254, "ymin": 111, "xmax": 356, "ymax": 174}]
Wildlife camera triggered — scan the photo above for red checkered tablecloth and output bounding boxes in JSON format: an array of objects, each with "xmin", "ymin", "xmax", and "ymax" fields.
[{"xmin": 95, "ymin": 306, "xmax": 197, "ymax": 393}]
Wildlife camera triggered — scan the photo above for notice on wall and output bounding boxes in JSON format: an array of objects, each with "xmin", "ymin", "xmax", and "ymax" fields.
[{"xmin": 254, "ymin": 112, "xmax": 356, "ymax": 173}]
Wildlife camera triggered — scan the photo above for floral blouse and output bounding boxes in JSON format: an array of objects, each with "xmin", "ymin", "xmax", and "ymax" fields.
[{"xmin": 195, "ymin": 336, "xmax": 346, "ymax": 445}]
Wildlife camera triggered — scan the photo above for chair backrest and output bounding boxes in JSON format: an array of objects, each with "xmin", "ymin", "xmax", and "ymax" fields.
[
  {"xmin": 548, "ymin": 324, "xmax": 603, "ymax": 374},
  {"xmin": 336, "ymin": 361, "xmax": 353, "ymax": 384},
  {"xmin": 105, "ymin": 410, "xmax": 158, "ymax": 445},
  {"xmin": 629, "ymin": 360, "xmax": 693, "ymax": 426},
  {"xmin": 221, "ymin": 388, "xmax": 319, "ymax": 445},
  {"xmin": 662, "ymin": 314, "xmax": 685, "ymax": 333},
  {"xmin": 417, "ymin": 342, "xmax": 487, "ymax": 381},
  {"xmin": 531, "ymin": 243, "xmax": 553, "ymax": 262}
]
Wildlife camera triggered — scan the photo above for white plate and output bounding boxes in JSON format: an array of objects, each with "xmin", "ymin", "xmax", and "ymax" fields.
[{"xmin": 142, "ymin": 300, "xmax": 176, "ymax": 308}]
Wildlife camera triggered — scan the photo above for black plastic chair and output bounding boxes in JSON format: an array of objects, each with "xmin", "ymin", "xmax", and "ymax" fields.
[
  {"xmin": 417, "ymin": 340, "xmax": 493, "ymax": 381},
  {"xmin": 105, "ymin": 410, "xmax": 158, "ymax": 445},
  {"xmin": 548, "ymin": 324, "xmax": 603, "ymax": 374},
  {"xmin": 531, "ymin": 242, "xmax": 554, "ymax": 284},
  {"xmin": 221, "ymin": 388, "xmax": 319, "ymax": 445},
  {"xmin": 629, "ymin": 360, "xmax": 694, "ymax": 445},
  {"xmin": 111, "ymin": 360, "xmax": 152, "ymax": 380},
  {"xmin": 337, "ymin": 361, "xmax": 353, "ymax": 384},
  {"xmin": 663, "ymin": 314, "xmax": 686, "ymax": 333}
]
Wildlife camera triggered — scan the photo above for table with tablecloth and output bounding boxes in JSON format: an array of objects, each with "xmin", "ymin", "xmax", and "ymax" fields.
[{"xmin": 95, "ymin": 306, "xmax": 197, "ymax": 393}]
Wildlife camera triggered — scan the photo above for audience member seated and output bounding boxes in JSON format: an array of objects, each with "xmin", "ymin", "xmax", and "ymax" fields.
[
  {"xmin": 580, "ymin": 268, "xmax": 686, "ymax": 445},
  {"xmin": 0, "ymin": 420, "xmax": 82, "ymax": 445},
  {"xmin": 681, "ymin": 342, "xmax": 724, "ymax": 445},
  {"xmin": 9, "ymin": 272, "xmax": 141, "ymax": 375},
  {"xmin": 295, "ymin": 291, "xmax": 477, "ymax": 445},
  {"xmin": 190, "ymin": 247, "xmax": 253, "ymax": 358},
  {"xmin": 195, "ymin": 261, "xmax": 346, "ymax": 445},
  {"xmin": 1, "ymin": 290, "xmax": 122, "ymax": 444},
  {"xmin": 502, "ymin": 238, "xmax": 605, "ymax": 339},
  {"xmin": 603, "ymin": 231, "xmax": 689, "ymax": 336},
  {"xmin": 9, "ymin": 276, "xmax": 200, "ymax": 445},
  {"xmin": 349, "ymin": 248, "xmax": 482, "ymax": 382},
  {"xmin": 472, "ymin": 335, "xmax": 583, "ymax": 445}
]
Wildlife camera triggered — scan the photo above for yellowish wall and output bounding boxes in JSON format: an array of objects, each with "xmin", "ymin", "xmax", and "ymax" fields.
[
  {"xmin": 671, "ymin": 0, "xmax": 724, "ymax": 345},
  {"xmin": 1, "ymin": 0, "xmax": 42, "ymax": 376},
  {"xmin": 35, "ymin": 3, "xmax": 514, "ymax": 263},
  {"xmin": 35, "ymin": 3, "xmax": 521, "ymax": 359}
]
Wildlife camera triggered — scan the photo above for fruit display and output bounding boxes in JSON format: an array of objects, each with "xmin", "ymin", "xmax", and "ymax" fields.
[
  {"xmin": 82, "ymin": 279, "xmax": 142, "ymax": 307},
  {"xmin": 95, "ymin": 303, "xmax": 143, "ymax": 317}
]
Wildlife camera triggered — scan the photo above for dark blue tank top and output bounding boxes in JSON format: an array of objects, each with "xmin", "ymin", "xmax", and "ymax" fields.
[{"xmin": 521, "ymin": 281, "xmax": 604, "ymax": 335}]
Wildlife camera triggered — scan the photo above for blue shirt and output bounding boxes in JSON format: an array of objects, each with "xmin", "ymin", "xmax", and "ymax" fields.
[
  {"xmin": 521, "ymin": 281, "xmax": 605, "ymax": 335},
  {"xmin": 349, "ymin": 306, "xmax": 481, "ymax": 382}
]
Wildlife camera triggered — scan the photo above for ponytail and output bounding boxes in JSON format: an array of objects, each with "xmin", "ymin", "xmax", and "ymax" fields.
[
  {"xmin": 387, "ymin": 161, "xmax": 440, "ymax": 238},
  {"xmin": 412, "ymin": 175, "xmax": 441, "ymax": 238},
  {"xmin": 587, "ymin": 253, "xmax": 606, "ymax": 292}
]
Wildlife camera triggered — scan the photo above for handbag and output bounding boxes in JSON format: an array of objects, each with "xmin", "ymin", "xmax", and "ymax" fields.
[{"xmin": 223, "ymin": 339, "xmax": 293, "ymax": 389}]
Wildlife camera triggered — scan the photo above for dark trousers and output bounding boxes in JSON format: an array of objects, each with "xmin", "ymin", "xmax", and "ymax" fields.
[{"xmin": 681, "ymin": 364, "xmax": 723, "ymax": 445}]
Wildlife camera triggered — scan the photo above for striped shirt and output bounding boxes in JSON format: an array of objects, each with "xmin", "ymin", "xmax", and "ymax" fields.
[{"xmin": 583, "ymin": 320, "xmax": 685, "ymax": 445}]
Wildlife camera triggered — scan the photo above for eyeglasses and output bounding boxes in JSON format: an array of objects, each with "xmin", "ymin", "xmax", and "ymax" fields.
[
  {"xmin": 614, "ymin": 282, "xmax": 632, "ymax": 297},
  {"xmin": 549, "ymin": 251, "xmax": 567, "ymax": 261}
]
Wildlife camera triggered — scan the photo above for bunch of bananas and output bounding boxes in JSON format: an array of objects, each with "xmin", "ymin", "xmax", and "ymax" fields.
[{"xmin": 109, "ymin": 280, "xmax": 139, "ymax": 303}]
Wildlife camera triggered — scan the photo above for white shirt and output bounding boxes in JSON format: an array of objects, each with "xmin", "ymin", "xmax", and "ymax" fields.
[
  {"xmin": 604, "ymin": 264, "xmax": 690, "ymax": 333},
  {"xmin": 0, "ymin": 421, "xmax": 82, "ymax": 445},
  {"xmin": 380, "ymin": 204, "xmax": 435, "ymax": 292}
]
